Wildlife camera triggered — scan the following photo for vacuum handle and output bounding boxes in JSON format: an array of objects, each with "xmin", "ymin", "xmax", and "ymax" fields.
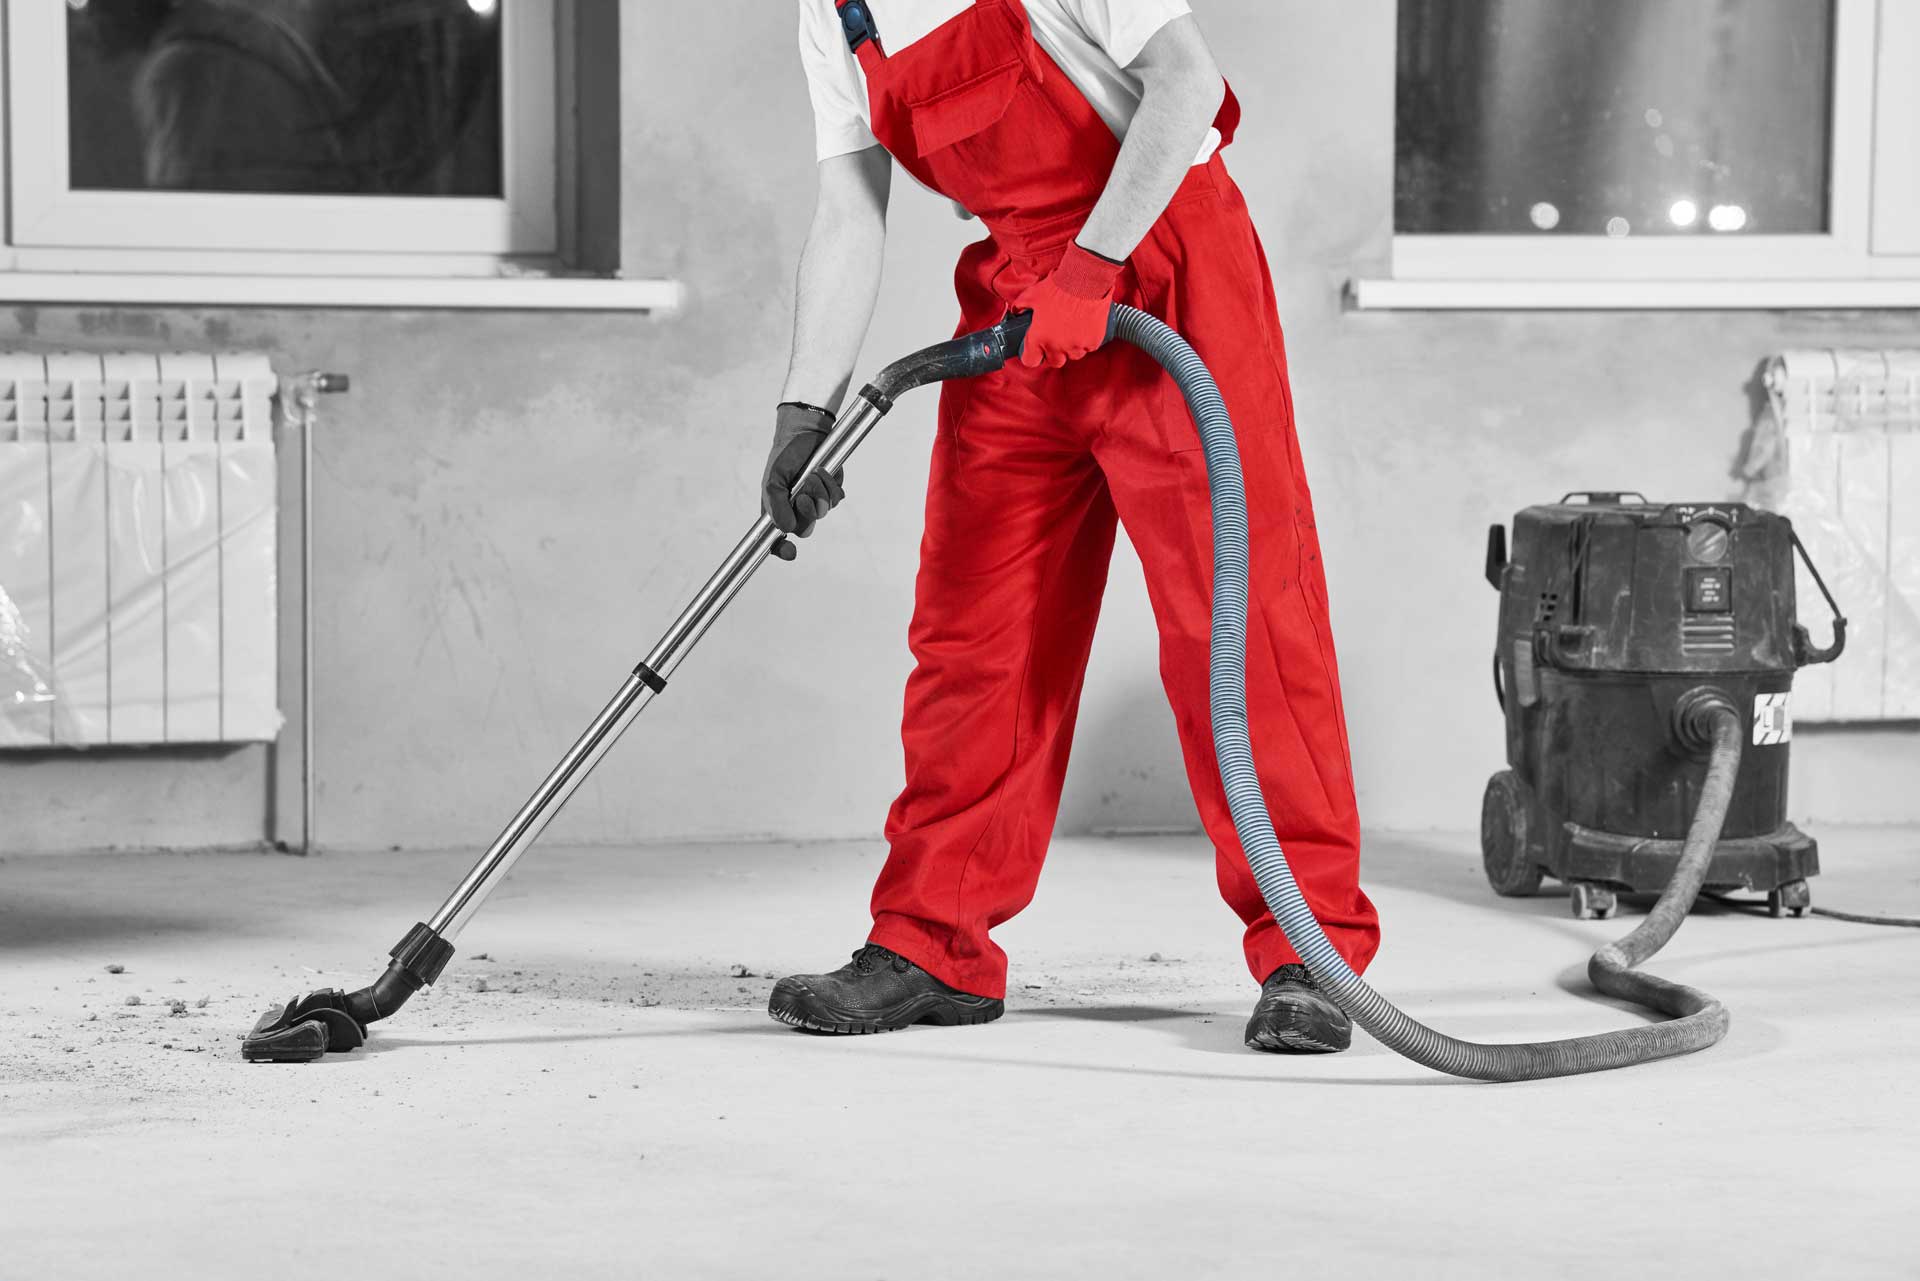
[
  {"xmin": 1789, "ymin": 528, "xmax": 1848, "ymax": 666},
  {"xmin": 865, "ymin": 309, "xmax": 1037, "ymax": 404},
  {"xmin": 947, "ymin": 304, "xmax": 1124, "ymax": 371},
  {"xmin": 1559, "ymin": 491, "xmax": 1649, "ymax": 506},
  {"xmin": 862, "ymin": 301, "xmax": 1133, "ymax": 405}
]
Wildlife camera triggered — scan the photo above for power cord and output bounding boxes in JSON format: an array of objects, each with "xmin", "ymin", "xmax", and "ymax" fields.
[{"xmin": 1701, "ymin": 890, "xmax": 1920, "ymax": 928}]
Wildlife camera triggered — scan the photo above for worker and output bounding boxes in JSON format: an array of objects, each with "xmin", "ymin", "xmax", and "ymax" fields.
[{"xmin": 764, "ymin": 0, "xmax": 1379, "ymax": 1053}]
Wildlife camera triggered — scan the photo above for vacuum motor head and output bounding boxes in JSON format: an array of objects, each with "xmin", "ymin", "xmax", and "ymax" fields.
[{"xmin": 1487, "ymin": 493, "xmax": 1809, "ymax": 681}]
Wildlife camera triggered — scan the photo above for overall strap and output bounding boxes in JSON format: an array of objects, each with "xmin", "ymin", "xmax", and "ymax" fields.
[{"xmin": 834, "ymin": 0, "xmax": 886, "ymax": 72}]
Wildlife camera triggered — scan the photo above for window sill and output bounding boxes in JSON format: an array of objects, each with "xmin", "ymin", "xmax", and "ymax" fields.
[
  {"xmin": 0, "ymin": 271, "xmax": 685, "ymax": 312},
  {"xmin": 1347, "ymin": 277, "xmax": 1920, "ymax": 311}
]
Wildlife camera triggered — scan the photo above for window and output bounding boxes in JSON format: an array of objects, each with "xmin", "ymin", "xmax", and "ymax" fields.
[
  {"xmin": 1358, "ymin": 0, "xmax": 1920, "ymax": 308},
  {"xmin": 11, "ymin": 0, "xmax": 551, "ymax": 258},
  {"xmin": 0, "ymin": 1, "xmax": 673, "ymax": 310},
  {"xmin": 1398, "ymin": 0, "xmax": 1832, "ymax": 238}
]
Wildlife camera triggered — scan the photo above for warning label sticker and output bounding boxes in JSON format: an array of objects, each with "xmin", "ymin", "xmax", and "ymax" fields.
[{"xmin": 1754, "ymin": 692, "xmax": 1792, "ymax": 746}]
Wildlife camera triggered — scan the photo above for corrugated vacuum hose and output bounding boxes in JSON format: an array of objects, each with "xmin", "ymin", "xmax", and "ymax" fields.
[{"xmin": 1108, "ymin": 304, "xmax": 1732, "ymax": 1081}]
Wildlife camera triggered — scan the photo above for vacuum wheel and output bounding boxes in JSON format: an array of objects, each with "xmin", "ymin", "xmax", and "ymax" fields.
[
  {"xmin": 1769, "ymin": 879, "xmax": 1812, "ymax": 919},
  {"xmin": 1569, "ymin": 881, "xmax": 1618, "ymax": 920},
  {"xmin": 1481, "ymin": 770, "xmax": 1543, "ymax": 897}
]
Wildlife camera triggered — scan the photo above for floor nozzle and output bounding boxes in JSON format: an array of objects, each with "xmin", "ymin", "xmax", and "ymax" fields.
[
  {"xmin": 240, "ymin": 989, "xmax": 367, "ymax": 1063},
  {"xmin": 241, "ymin": 924, "xmax": 453, "ymax": 1062}
]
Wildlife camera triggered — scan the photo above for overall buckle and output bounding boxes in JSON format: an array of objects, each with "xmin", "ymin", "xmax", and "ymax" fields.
[{"xmin": 838, "ymin": 0, "xmax": 882, "ymax": 55}]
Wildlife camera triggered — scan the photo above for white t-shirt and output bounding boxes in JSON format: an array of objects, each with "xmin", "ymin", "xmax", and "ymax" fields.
[{"xmin": 796, "ymin": 0, "xmax": 1217, "ymax": 166}]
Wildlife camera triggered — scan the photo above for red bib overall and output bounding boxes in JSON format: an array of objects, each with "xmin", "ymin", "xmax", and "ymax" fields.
[{"xmin": 839, "ymin": 0, "xmax": 1379, "ymax": 996}]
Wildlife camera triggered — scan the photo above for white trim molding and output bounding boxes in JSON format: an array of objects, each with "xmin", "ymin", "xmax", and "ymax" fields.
[
  {"xmin": 1349, "ymin": 278, "xmax": 1920, "ymax": 312},
  {"xmin": 0, "ymin": 273, "xmax": 685, "ymax": 312},
  {"xmin": 1873, "ymin": 0, "xmax": 1920, "ymax": 255}
]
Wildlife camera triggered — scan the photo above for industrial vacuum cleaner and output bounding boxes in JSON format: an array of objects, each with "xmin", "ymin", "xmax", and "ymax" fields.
[
  {"xmin": 243, "ymin": 307, "xmax": 1904, "ymax": 1082},
  {"xmin": 1481, "ymin": 494, "xmax": 1845, "ymax": 920}
]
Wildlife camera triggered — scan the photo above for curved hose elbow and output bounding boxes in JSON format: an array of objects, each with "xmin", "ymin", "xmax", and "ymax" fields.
[
  {"xmin": 345, "ymin": 922, "xmax": 456, "ymax": 1028},
  {"xmin": 866, "ymin": 311, "xmax": 1037, "ymax": 406},
  {"xmin": 345, "ymin": 963, "xmax": 426, "ymax": 1027}
]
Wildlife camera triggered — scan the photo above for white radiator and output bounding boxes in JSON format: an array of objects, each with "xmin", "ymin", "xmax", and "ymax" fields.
[
  {"xmin": 0, "ymin": 352, "xmax": 279, "ymax": 747},
  {"xmin": 1750, "ymin": 348, "xmax": 1920, "ymax": 722}
]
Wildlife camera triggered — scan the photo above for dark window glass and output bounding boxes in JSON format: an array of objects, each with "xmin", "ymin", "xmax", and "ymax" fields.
[
  {"xmin": 1396, "ymin": 0, "xmax": 1834, "ymax": 236},
  {"xmin": 67, "ymin": 0, "xmax": 504, "ymax": 197}
]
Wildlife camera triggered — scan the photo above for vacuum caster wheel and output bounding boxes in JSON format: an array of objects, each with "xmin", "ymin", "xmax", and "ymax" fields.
[
  {"xmin": 1570, "ymin": 881, "xmax": 1617, "ymax": 921},
  {"xmin": 1769, "ymin": 879, "xmax": 1812, "ymax": 919},
  {"xmin": 1481, "ymin": 770, "xmax": 1543, "ymax": 897}
]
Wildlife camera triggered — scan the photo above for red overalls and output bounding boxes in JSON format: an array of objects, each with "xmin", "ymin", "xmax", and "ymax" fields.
[{"xmin": 839, "ymin": 0, "xmax": 1380, "ymax": 997}]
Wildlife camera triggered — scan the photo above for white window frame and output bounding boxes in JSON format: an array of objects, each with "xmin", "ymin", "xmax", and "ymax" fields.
[
  {"xmin": 0, "ymin": 0, "xmax": 679, "ymax": 310},
  {"xmin": 1354, "ymin": 0, "xmax": 1920, "ymax": 309}
]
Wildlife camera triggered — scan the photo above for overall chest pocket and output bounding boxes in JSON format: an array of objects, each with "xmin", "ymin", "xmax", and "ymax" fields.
[
  {"xmin": 909, "ymin": 62, "xmax": 1027, "ymax": 157},
  {"xmin": 896, "ymin": 0, "xmax": 1074, "ymax": 171}
]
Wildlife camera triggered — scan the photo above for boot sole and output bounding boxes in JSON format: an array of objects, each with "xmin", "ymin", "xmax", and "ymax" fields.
[
  {"xmin": 1244, "ymin": 1023, "xmax": 1351, "ymax": 1054},
  {"xmin": 1244, "ymin": 994, "xmax": 1352, "ymax": 1055},
  {"xmin": 767, "ymin": 980, "xmax": 1004, "ymax": 1035}
]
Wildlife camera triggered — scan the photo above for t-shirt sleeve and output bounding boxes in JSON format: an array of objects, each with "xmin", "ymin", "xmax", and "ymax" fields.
[
  {"xmin": 796, "ymin": 1, "xmax": 880, "ymax": 161},
  {"xmin": 1059, "ymin": 0, "xmax": 1195, "ymax": 68}
]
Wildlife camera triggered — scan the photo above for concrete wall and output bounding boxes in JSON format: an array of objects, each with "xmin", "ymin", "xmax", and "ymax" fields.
[{"xmin": 5, "ymin": 0, "xmax": 1916, "ymax": 854}]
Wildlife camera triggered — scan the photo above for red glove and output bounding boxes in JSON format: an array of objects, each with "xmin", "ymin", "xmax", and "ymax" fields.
[{"xmin": 1013, "ymin": 242, "xmax": 1123, "ymax": 369}]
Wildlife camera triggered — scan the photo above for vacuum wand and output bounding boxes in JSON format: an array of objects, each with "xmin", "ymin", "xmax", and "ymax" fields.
[
  {"xmin": 241, "ymin": 311, "xmax": 1037, "ymax": 1062},
  {"xmin": 423, "ymin": 308, "xmax": 1037, "ymax": 944}
]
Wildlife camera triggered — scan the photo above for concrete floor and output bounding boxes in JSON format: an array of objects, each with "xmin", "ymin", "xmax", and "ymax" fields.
[{"xmin": 2, "ymin": 829, "xmax": 1916, "ymax": 1280}]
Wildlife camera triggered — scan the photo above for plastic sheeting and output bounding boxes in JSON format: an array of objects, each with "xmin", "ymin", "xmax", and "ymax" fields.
[
  {"xmin": 0, "ymin": 352, "xmax": 279, "ymax": 748},
  {"xmin": 1745, "ymin": 348, "xmax": 1920, "ymax": 721}
]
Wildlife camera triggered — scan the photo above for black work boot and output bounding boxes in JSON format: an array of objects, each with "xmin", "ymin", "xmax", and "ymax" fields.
[
  {"xmin": 1244, "ymin": 964, "xmax": 1351, "ymax": 1054},
  {"xmin": 768, "ymin": 944, "xmax": 1004, "ymax": 1035}
]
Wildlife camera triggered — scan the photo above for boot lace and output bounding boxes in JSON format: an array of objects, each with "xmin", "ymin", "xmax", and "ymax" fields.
[
  {"xmin": 1267, "ymin": 963, "xmax": 1317, "ymax": 990},
  {"xmin": 850, "ymin": 943, "xmax": 907, "ymax": 975}
]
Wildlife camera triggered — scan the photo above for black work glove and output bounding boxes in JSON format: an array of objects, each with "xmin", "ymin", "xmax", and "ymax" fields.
[{"xmin": 762, "ymin": 401, "xmax": 846, "ymax": 537}]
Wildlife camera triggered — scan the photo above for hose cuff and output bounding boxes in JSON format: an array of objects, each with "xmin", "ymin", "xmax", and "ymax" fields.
[
  {"xmin": 1672, "ymin": 687, "xmax": 1740, "ymax": 755},
  {"xmin": 391, "ymin": 921, "xmax": 455, "ymax": 987}
]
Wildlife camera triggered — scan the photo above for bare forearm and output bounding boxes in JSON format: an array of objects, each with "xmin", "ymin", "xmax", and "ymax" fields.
[
  {"xmin": 782, "ymin": 147, "xmax": 892, "ymax": 411},
  {"xmin": 1075, "ymin": 17, "xmax": 1225, "ymax": 261}
]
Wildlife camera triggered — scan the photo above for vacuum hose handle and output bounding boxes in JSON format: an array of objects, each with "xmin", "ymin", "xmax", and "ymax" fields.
[
  {"xmin": 983, "ymin": 305, "xmax": 1126, "ymax": 363},
  {"xmin": 863, "ymin": 309, "xmax": 1037, "ymax": 406},
  {"xmin": 862, "ymin": 304, "xmax": 1139, "ymax": 406}
]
